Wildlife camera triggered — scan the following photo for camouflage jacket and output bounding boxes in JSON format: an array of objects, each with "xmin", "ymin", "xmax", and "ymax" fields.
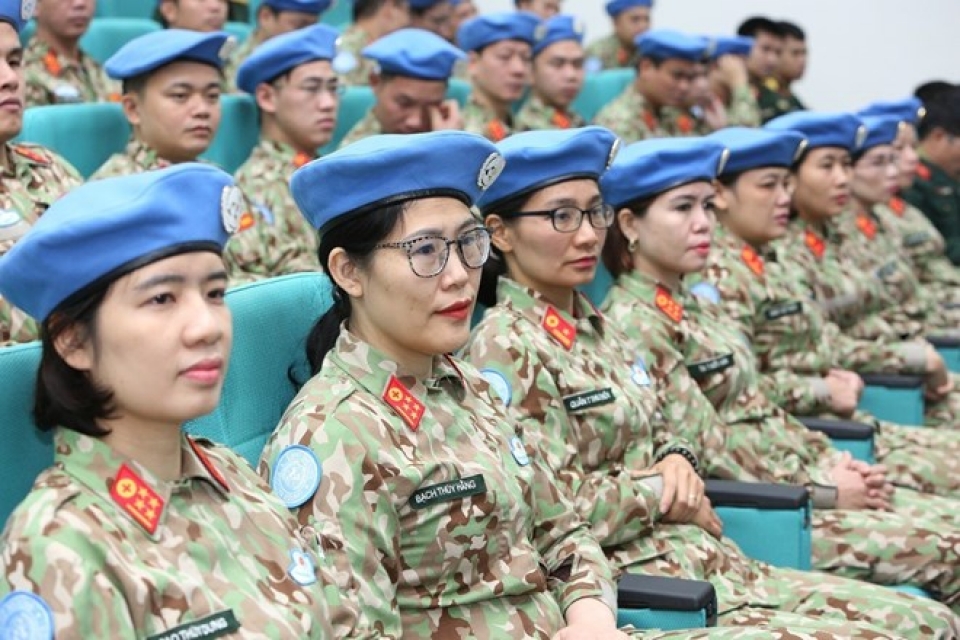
[
  {"xmin": 336, "ymin": 25, "xmax": 377, "ymax": 86},
  {"xmin": 584, "ymin": 34, "xmax": 634, "ymax": 72},
  {"xmin": 0, "ymin": 142, "xmax": 82, "ymax": 346},
  {"xmin": 724, "ymin": 84, "xmax": 761, "ymax": 128},
  {"xmin": 222, "ymin": 31, "xmax": 265, "ymax": 94},
  {"xmin": 229, "ymin": 139, "xmax": 320, "ymax": 283},
  {"xmin": 90, "ymin": 139, "xmax": 175, "ymax": 180},
  {"xmin": 902, "ymin": 157, "xmax": 960, "ymax": 265},
  {"xmin": 1, "ymin": 429, "xmax": 349, "ymax": 638},
  {"xmin": 462, "ymin": 96, "xmax": 514, "ymax": 142},
  {"xmin": 593, "ymin": 84, "xmax": 707, "ymax": 144},
  {"xmin": 23, "ymin": 39, "xmax": 120, "ymax": 107},
  {"xmin": 259, "ymin": 329, "xmax": 615, "ymax": 638},
  {"xmin": 338, "ymin": 108, "xmax": 382, "ymax": 148},
  {"xmin": 514, "ymin": 94, "xmax": 587, "ymax": 133},
  {"xmin": 601, "ymin": 269, "xmax": 840, "ymax": 502}
]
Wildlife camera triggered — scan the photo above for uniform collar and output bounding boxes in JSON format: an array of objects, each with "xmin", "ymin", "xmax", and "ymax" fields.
[
  {"xmin": 260, "ymin": 138, "xmax": 315, "ymax": 168},
  {"xmin": 31, "ymin": 40, "xmax": 88, "ymax": 77},
  {"xmin": 496, "ymin": 277, "xmax": 604, "ymax": 344},
  {"xmin": 126, "ymin": 139, "xmax": 173, "ymax": 170},
  {"xmin": 525, "ymin": 94, "xmax": 576, "ymax": 128}
]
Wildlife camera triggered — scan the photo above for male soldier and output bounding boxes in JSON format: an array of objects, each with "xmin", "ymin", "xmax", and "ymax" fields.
[
  {"xmin": 513, "ymin": 0, "xmax": 558, "ymax": 19},
  {"xmin": 338, "ymin": 28, "xmax": 463, "ymax": 147},
  {"xmin": 594, "ymin": 29, "xmax": 708, "ymax": 144},
  {"xmin": 222, "ymin": 0, "xmax": 329, "ymax": 92},
  {"xmin": 515, "ymin": 14, "xmax": 586, "ymax": 132},
  {"xmin": 903, "ymin": 86, "xmax": 960, "ymax": 265},
  {"xmin": 157, "ymin": 0, "xmax": 229, "ymax": 31},
  {"xmin": 457, "ymin": 11, "xmax": 537, "ymax": 142},
  {"xmin": 0, "ymin": 0, "xmax": 83, "ymax": 345},
  {"xmin": 23, "ymin": 0, "xmax": 120, "ymax": 105},
  {"xmin": 336, "ymin": 0, "xmax": 409, "ymax": 86},
  {"xmin": 584, "ymin": 0, "xmax": 651, "ymax": 72},
  {"xmin": 230, "ymin": 24, "xmax": 339, "ymax": 281},
  {"xmin": 737, "ymin": 17, "xmax": 797, "ymax": 123},
  {"xmin": 448, "ymin": 0, "xmax": 475, "ymax": 37},
  {"xmin": 775, "ymin": 20, "xmax": 807, "ymax": 112},
  {"xmin": 91, "ymin": 29, "xmax": 229, "ymax": 178},
  {"xmin": 698, "ymin": 35, "xmax": 760, "ymax": 128},
  {"xmin": 409, "ymin": 0, "xmax": 453, "ymax": 42}
]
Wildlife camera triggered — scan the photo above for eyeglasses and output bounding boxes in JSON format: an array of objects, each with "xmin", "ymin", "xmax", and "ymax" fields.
[
  {"xmin": 375, "ymin": 226, "xmax": 492, "ymax": 278},
  {"xmin": 504, "ymin": 204, "xmax": 615, "ymax": 233}
]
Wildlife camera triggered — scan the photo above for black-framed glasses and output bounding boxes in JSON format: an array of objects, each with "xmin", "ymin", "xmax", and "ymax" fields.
[
  {"xmin": 504, "ymin": 204, "xmax": 615, "ymax": 233},
  {"xmin": 375, "ymin": 226, "xmax": 492, "ymax": 278}
]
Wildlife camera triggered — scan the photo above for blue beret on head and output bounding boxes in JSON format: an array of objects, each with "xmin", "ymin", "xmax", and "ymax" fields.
[
  {"xmin": 291, "ymin": 131, "xmax": 504, "ymax": 232},
  {"xmin": 765, "ymin": 111, "xmax": 867, "ymax": 153},
  {"xmin": 0, "ymin": 164, "xmax": 239, "ymax": 321},
  {"xmin": 261, "ymin": 0, "xmax": 330, "ymax": 13},
  {"xmin": 858, "ymin": 97, "xmax": 925, "ymax": 126},
  {"xmin": 237, "ymin": 24, "xmax": 339, "ymax": 94},
  {"xmin": 362, "ymin": 28, "xmax": 465, "ymax": 81},
  {"xmin": 0, "ymin": 0, "xmax": 32, "ymax": 33},
  {"xmin": 409, "ymin": 0, "xmax": 446, "ymax": 7},
  {"xmin": 457, "ymin": 12, "xmax": 540, "ymax": 52},
  {"xmin": 858, "ymin": 115, "xmax": 901, "ymax": 152},
  {"xmin": 703, "ymin": 35, "xmax": 753, "ymax": 60},
  {"xmin": 605, "ymin": 0, "xmax": 653, "ymax": 17},
  {"xmin": 532, "ymin": 15, "xmax": 585, "ymax": 57},
  {"xmin": 601, "ymin": 137, "xmax": 727, "ymax": 208},
  {"xmin": 106, "ymin": 29, "xmax": 233, "ymax": 80},
  {"xmin": 636, "ymin": 29, "xmax": 708, "ymax": 62},
  {"xmin": 708, "ymin": 127, "xmax": 807, "ymax": 176},
  {"xmin": 479, "ymin": 127, "xmax": 620, "ymax": 212}
]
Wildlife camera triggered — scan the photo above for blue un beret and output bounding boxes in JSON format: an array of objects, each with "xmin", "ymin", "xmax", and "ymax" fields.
[
  {"xmin": 457, "ymin": 12, "xmax": 540, "ymax": 53},
  {"xmin": 0, "ymin": 0, "xmax": 31, "ymax": 33},
  {"xmin": 237, "ymin": 24, "xmax": 339, "ymax": 94},
  {"xmin": 362, "ymin": 28, "xmax": 465, "ymax": 81},
  {"xmin": 0, "ymin": 164, "xmax": 239, "ymax": 321},
  {"xmin": 765, "ymin": 111, "xmax": 867, "ymax": 153},
  {"xmin": 479, "ymin": 127, "xmax": 620, "ymax": 213},
  {"xmin": 601, "ymin": 137, "xmax": 727, "ymax": 208},
  {"xmin": 636, "ymin": 29, "xmax": 708, "ymax": 62},
  {"xmin": 260, "ymin": 0, "xmax": 330, "ymax": 13},
  {"xmin": 409, "ymin": 0, "xmax": 446, "ymax": 7},
  {"xmin": 533, "ymin": 15, "xmax": 585, "ymax": 57},
  {"xmin": 858, "ymin": 115, "xmax": 901, "ymax": 152},
  {"xmin": 106, "ymin": 29, "xmax": 232, "ymax": 80},
  {"xmin": 858, "ymin": 97, "xmax": 925, "ymax": 126},
  {"xmin": 703, "ymin": 35, "xmax": 753, "ymax": 60},
  {"xmin": 606, "ymin": 0, "xmax": 653, "ymax": 18},
  {"xmin": 708, "ymin": 127, "xmax": 807, "ymax": 176},
  {"xmin": 291, "ymin": 131, "xmax": 504, "ymax": 232}
]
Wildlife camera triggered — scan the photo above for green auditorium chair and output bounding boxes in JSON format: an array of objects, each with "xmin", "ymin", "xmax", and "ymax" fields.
[
  {"xmin": 447, "ymin": 77, "xmax": 471, "ymax": 107},
  {"xmin": 320, "ymin": 0, "xmax": 352, "ymax": 29},
  {"xmin": 224, "ymin": 20, "xmax": 253, "ymax": 43},
  {"xmin": 18, "ymin": 19, "xmax": 33, "ymax": 46},
  {"xmin": 95, "ymin": 0, "xmax": 156, "ymax": 20},
  {"xmin": 571, "ymin": 68, "xmax": 634, "ymax": 122},
  {"xmin": 15, "ymin": 102, "xmax": 130, "ymax": 178},
  {"xmin": 202, "ymin": 93, "xmax": 259, "ymax": 174},
  {"xmin": 80, "ymin": 17, "xmax": 162, "ymax": 65}
]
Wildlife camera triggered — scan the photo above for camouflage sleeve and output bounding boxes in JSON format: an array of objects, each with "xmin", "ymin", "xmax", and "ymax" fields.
[
  {"xmin": 0, "ymin": 296, "xmax": 39, "ymax": 346},
  {"xmin": 23, "ymin": 76, "xmax": 53, "ymax": 107},
  {"xmin": 760, "ymin": 368, "xmax": 832, "ymax": 416},
  {"xmin": 725, "ymin": 84, "xmax": 761, "ymax": 128},
  {"xmin": 831, "ymin": 322, "xmax": 926, "ymax": 374}
]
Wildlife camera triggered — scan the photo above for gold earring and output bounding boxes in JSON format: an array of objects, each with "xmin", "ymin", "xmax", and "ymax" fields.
[{"xmin": 628, "ymin": 238, "xmax": 638, "ymax": 252}]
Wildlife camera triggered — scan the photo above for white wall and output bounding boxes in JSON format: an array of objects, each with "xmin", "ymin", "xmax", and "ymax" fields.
[{"xmin": 475, "ymin": 0, "xmax": 960, "ymax": 111}]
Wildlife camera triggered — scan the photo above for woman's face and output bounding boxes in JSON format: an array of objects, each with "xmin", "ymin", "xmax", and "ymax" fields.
[
  {"xmin": 893, "ymin": 124, "xmax": 921, "ymax": 191},
  {"xmin": 621, "ymin": 181, "xmax": 715, "ymax": 279},
  {"xmin": 717, "ymin": 167, "xmax": 793, "ymax": 245},
  {"xmin": 852, "ymin": 144, "xmax": 899, "ymax": 206},
  {"xmin": 345, "ymin": 197, "xmax": 486, "ymax": 365},
  {"xmin": 490, "ymin": 179, "xmax": 606, "ymax": 303},
  {"xmin": 63, "ymin": 252, "xmax": 231, "ymax": 431},
  {"xmin": 791, "ymin": 146, "xmax": 852, "ymax": 219}
]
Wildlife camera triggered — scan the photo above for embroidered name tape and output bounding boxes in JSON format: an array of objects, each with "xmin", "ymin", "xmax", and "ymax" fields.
[
  {"xmin": 902, "ymin": 232, "xmax": 930, "ymax": 247},
  {"xmin": 687, "ymin": 354, "xmax": 734, "ymax": 380},
  {"xmin": 764, "ymin": 301, "xmax": 802, "ymax": 320},
  {"xmin": 410, "ymin": 474, "xmax": 487, "ymax": 510},
  {"xmin": 146, "ymin": 609, "xmax": 240, "ymax": 640},
  {"xmin": 562, "ymin": 387, "xmax": 615, "ymax": 413}
]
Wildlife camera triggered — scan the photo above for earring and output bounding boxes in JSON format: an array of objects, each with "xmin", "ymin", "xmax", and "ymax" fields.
[{"xmin": 628, "ymin": 238, "xmax": 638, "ymax": 252}]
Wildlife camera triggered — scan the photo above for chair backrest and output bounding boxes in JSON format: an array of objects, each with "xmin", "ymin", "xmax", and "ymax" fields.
[
  {"xmin": 320, "ymin": 0, "xmax": 352, "ymax": 28},
  {"xmin": 202, "ymin": 93, "xmax": 260, "ymax": 174},
  {"xmin": 572, "ymin": 68, "xmax": 636, "ymax": 122},
  {"xmin": 96, "ymin": 0, "xmax": 156, "ymax": 20},
  {"xmin": 80, "ymin": 17, "xmax": 162, "ymax": 65},
  {"xmin": 447, "ymin": 78, "xmax": 471, "ymax": 107},
  {"xmin": 579, "ymin": 262, "xmax": 616, "ymax": 307},
  {"xmin": 15, "ymin": 102, "xmax": 131, "ymax": 178},
  {"xmin": 223, "ymin": 20, "xmax": 253, "ymax": 43}
]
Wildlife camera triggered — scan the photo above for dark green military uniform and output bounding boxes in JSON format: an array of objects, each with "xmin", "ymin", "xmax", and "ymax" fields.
[
  {"xmin": 753, "ymin": 78, "xmax": 805, "ymax": 124},
  {"xmin": 902, "ymin": 157, "xmax": 960, "ymax": 265}
]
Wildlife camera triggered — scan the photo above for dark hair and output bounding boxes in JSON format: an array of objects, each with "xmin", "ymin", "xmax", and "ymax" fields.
[
  {"xmin": 476, "ymin": 190, "xmax": 532, "ymax": 308},
  {"xmin": 601, "ymin": 196, "xmax": 654, "ymax": 279},
  {"xmin": 256, "ymin": 3, "xmax": 280, "ymax": 22},
  {"xmin": 34, "ymin": 287, "xmax": 116, "ymax": 436},
  {"xmin": 737, "ymin": 16, "xmax": 784, "ymax": 39},
  {"xmin": 918, "ymin": 86, "xmax": 960, "ymax": 140},
  {"xmin": 305, "ymin": 203, "xmax": 407, "ymax": 374},
  {"xmin": 354, "ymin": 0, "xmax": 397, "ymax": 21},
  {"xmin": 121, "ymin": 72, "xmax": 150, "ymax": 96},
  {"xmin": 914, "ymin": 80, "xmax": 955, "ymax": 107},
  {"xmin": 777, "ymin": 20, "xmax": 805, "ymax": 41}
]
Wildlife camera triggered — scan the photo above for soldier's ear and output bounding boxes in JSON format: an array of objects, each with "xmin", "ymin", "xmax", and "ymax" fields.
[
  {"xmin": 616, "ymin": 207, "xmax": 641, "ymax": 242},
  {"xmin": 254, "ymin": 82, "xmax": 278, "ymax": 114},
  {"xmin": 327, "ymin": 248, "xmax": 364, "ymax": 300},
  {"xmin": 713, "ymin": 181, "xmax": 731, "ymax": 211},
  {"xmin": 120, "ymin": 92, "xmax": 142, "ymax": 127},
  {"xmin": 485, "ymin": 214, "xmax": 513, "ymax": 254},
  {"xmin": 52, "ymin": 317, "xmax": 94, "ymax": 373}
]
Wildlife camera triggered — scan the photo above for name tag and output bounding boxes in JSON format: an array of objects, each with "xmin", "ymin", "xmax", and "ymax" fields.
[
  {"xmin": 902, "ymin": 232, "xmax": 930, "ymax": 248},
  {"xmin": 147, "ymin": 610, "xmax": 240, "ymax": 640},
  {"xmin": 562, "ymin": 388, "xmax": 615, "ymax": 413},
  {"xmin": 410, "ymin": 474, "xmax": 487, "ymax": 510},
  {"xmin": 764, "ymin": 301, "xmax": 802, "ymax": 320},
  {"xmin": 687, "ymin": 354, "xmax": 734, "ymax": 380},
  {"xmin": 876, "ymin": 262, "xmax": 898, "ymax": 279}
]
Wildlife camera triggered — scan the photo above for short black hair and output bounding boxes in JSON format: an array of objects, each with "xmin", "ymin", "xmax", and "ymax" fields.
[
  {"xmin": 777, "ymin": 20, "xmax": 805, "ymax": 41},
  {"xmin": 918, "ymin": 85, "xmax": 960, "ymax": 140},
  {"xmin": 737, "ymin": 16, "xmax": 784, "ymax": 39},
  {"xmin": 354, "ymin": 0, "xmax": 394, "ymax": 21},
  {"xmin": 914, "ymin": 81, "xmax": 955, "ymax": 107}
]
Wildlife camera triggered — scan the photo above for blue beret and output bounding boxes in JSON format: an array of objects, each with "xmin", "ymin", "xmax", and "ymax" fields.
[
  {"xmin": 291, "ymin": 131, "xmax": 504, "ymax": 232},
  {"xmin": 362, "ymin": 28, "xmax": 465, "ymax": 81},
  {"xmin": 765, "ymin": 111, "xmax": 867, "ymax": 153},
  {"xmin": 260, "ymin": 0, "xmax": 330, "ymax": 13},
  {"xmin": 237, "ymin": 24, "xmax": 339, "ymax": 94},
  {"xmin": 0, "ymin": 164, "xmax": 239, "ymax": 321},
  {"xmin": 605, "ymin": 0, "xmax": 653, "ymax": 17},
  {"xmin": 858, "ymin": 97, "xmax": 925, "ymax": 126},
  {"xmin": 636, "ymin": 29, "xmax": 708, "ymax": 62},
  {"xmin": 106, "ymin": 29, "xmax": 232, "ymax": 80},
  {"xmin": 479, "ymin": 127, "xmax": 620, "ymax": 212},
  {"xmin": 0, "ymin": 0, "xmax": 31, "ymax": 33},
  {"xmin": 409, "ymin": 0, "xmax": 446, "ymax": 7},
  {"xmin": 532, "ymin": 15, "xmax": 585, "ymax": 57},
  {"xmin": 601, "ymin": 137, "xmax": 727, "ymax": 208},
  {"xmin": 708, "ymin": 127, "xmax": 807, "ymax": 175},
  {"xmin": 704, "ymin": 35, "xmax": 753, "ymax": 60},
  {"xmin": 858, "ymin": 115, "xmax": 901, "ymax": 152},
  {"xmin": 457, "ymin": 12, "xmax": 540, "ymax": 52}
]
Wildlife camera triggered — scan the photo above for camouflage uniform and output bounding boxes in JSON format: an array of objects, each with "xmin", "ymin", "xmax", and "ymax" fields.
[
  {"xmin": 584, "ymin": 34, "xmax": 634, "ymax": 71},
  {"xmin": 602, "ymin": 269, "xmax": 960, "ymax": 604},
  {"xmin": 697, "ymin": 223, "xmax": 960, "ymax": 490},
  {"xmin": 23, "ymin": 39, "xmax": 120, "ymax": 107},
  {"xmin": 0, "ymin": 143, "xmax": 82, "ymax": 346},
  {"xmin": 336, "ymin": 25, "xmax": 377, "ymax": 86},
  {"xmin": 230, "ymin": 139, "xmax": 320, "ymax": 283},
  {"xmin": 462, "ymin": 96, "xmax": 514, "ymax": 142},
  {"xmin": 222, "ymin": 31, "xmax": 266, "ymax": 93},
  {"xmin": 514, "ymin": 94, "xmax": 587, "ymax": 132},
  {"xmin": 90, "ymin": 139, "xmax": 174, "ymax": 180},
  {"xmin": 753, "ymin": 78, "xmax": 805, "ymax": 124},
  {"xmin": 0, "ymin": 428, "xmax": 349, "ymax": 637},
  {"xmin": 593, "ymin": 84, "xmax": 708, "ymax": 144},
  {"xmin": 902, "ymin": 157, "xmax": 960, "ymax": 265},
  {"xmin": 464, "ymin": 277, "xmax": 959, "ymax": 635},
  {"xmin": 724, "ymin": 84, "xmax": 761, "ymax": 128},
  {"xmin": 338, "ymin": 108, "xmax": 382, "ymax": 148},
  {"xmin": 259, "ymin": 329, "xmax": 620, "ymax": 639}
]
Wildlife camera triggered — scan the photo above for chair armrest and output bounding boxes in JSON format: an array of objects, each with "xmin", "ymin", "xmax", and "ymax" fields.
[
  {"xmin": 617, "ymin": 574, "xmax": 717, "ymax": 629},
  {"xmin": 704, "ymin": 479, "xmax": 808, "ymax": 509},
  {"xmin": 796, "ymin": 417, "xmax": 875, "ymax": 440},
  {"xmin": 927, "ymin": 335, "xmax": 960, "ymax": 348},
  {"xmin": 859, "ymin": 372, "xmax": 924, "ymax": 389}
]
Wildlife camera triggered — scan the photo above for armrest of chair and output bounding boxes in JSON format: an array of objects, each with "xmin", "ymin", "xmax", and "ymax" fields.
[
  {"xmin": 859, "ymin": 372, "xmax": 924, "ymax": 389},
  {"xmin": 617, "ymin": 574, "xmax": 717, "ymax": 629},
  {"xmin": 927, "ymin": 335, "xmax": 960, "ymax": 349},
  {"xmin": 705, "ymin": 479, "xmax": 808, "ymax": 509},
  {"xmin": 796, "ymin": 416, "xmax": 874, "ymax": 440}
]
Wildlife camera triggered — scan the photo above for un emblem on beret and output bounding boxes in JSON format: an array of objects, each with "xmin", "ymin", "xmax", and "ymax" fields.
[
  {"xmin": 534, "ymin": 23, "xmax": 548, "ymax": 42},
  {"xmin": 854, "ymin": 125, "xmax": 868, "ymax": 151},
  {"xmin": 21, "ymin": 0, "xmax": 36, "ymax": 20},
  {"xmin": 717, "ymin": 148, "xmax": 731, "ymax": 175},
  {"xmin": 606, "ymin": 138, "xmax": 621, "ymax": 169},
  {"xmin": 218, "ymin": 36, "xmax": 238, "ymax": 62},
  {"xmin": 478, "ymin": 153, "xmax": 505, "ymax": 191},
  {"xmin": 220, "ymin": 185, "xmax": 244, "ymax": 234},
  {"xmin": 793, "ymin": 138, "xmax": 809, "ymax": 163}
]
